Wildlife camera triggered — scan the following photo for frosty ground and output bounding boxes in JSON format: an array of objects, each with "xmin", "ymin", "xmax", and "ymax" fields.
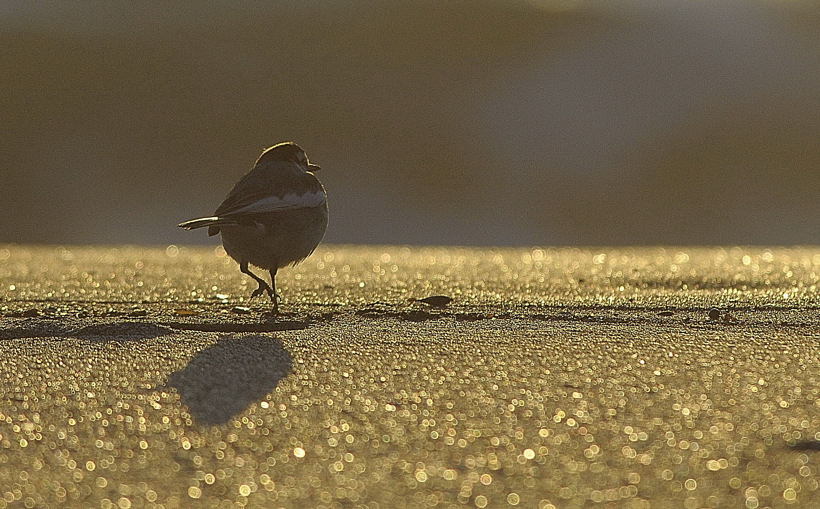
[{"xmin": 0, "ymin": 245, "xmax": 817, "ymax": 508}]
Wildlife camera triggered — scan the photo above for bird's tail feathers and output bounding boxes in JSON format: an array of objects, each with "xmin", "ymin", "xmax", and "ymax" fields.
[{"xmin": 177, "ymin": 216, "xmax": 239, "ymax": 230}]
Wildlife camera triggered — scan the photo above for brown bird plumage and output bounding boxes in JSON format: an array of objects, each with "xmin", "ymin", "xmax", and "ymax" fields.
[{"xmin": 179, "ymin": 142, "xmax": 328, "ymax": 313}]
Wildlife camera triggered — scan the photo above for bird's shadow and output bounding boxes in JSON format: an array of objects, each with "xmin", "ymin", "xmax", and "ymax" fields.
[{"xmin": 167, "ymin": 334, "xmax": 292, "ymax": 425}]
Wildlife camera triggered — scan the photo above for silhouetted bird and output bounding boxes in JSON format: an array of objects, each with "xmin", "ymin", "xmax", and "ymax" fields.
[{"xmin": 179, "ymin": 142, "xmax": 328, "ymax": 313}]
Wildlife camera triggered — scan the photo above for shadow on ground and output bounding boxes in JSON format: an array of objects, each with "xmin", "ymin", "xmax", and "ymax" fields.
[{"xmin": 167, "ymin": 334, "xmax": 292, "ymax": 425}]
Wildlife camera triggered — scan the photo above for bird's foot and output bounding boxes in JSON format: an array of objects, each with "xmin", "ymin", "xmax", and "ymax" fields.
[{"xmin": 250, "ymin": 281, "xmax": 273, "ymax": 300}]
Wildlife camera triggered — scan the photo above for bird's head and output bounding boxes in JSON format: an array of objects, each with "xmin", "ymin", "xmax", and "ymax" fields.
[{"xmin": 255, "ymin": 142, "xmax": 321, "ymax": 172}]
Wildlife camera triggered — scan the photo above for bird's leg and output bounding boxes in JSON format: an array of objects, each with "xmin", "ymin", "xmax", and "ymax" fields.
[
  {"xmin": 269, "ymin": 268, "xmax": 281, "ymax": 313},
  {"xmin": 240, "ymin": 261, "xmax": 273, "ymax": 299}
]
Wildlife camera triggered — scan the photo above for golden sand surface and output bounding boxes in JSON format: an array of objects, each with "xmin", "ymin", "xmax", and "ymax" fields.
[{"xmin": 0, "ymin": 245, "xmax": 818, "ymax": 508}]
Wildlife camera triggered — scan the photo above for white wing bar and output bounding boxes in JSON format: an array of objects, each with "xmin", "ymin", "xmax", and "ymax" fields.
[{"xmin": 224, "ymin": 190, "xmax": 326, "ymax": 216}]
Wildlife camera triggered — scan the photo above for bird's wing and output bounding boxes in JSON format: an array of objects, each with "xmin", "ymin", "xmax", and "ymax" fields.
[
  {"xmin": 214, "ymin": 164, "xmax": 326, "ymax": 217},
  {"xmin": 216, "ymin": 187, "xmax": 325, "ymax": 216}
]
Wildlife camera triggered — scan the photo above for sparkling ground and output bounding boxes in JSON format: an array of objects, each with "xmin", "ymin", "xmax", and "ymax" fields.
[{"xmin": 0, "ymin": 245, "xmax": 818, "ymax": 508}]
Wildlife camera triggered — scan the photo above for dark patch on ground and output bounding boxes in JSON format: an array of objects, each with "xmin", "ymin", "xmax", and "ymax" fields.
[
  {"xmin": 0, "ymin": 319, "xmax": 176, "ymax": 341},
  {"xmin": 788, "ymin": 440, "xmax": 820, "ymax": 451},
  {"xmin": 68, "ymin": 322, "xmax": 176, "ymax": 340},
  {"xmin": 2, "ymin": 301, "xmax": 818, "ymax": 341},
  {"xmin": 0, "ymin": 319, "xmax": 73, "ymax": 340}
]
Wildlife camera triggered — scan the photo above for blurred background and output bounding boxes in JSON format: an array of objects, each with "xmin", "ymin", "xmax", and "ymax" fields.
[{"xmin": 2, "ymin": 0, "xmax": 818, "ymax": 246}]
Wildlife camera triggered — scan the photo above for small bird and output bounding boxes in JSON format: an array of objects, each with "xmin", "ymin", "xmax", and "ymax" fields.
[{"xmin": 178, "ymin": 142, "xmax": 328, "ymax": 313}]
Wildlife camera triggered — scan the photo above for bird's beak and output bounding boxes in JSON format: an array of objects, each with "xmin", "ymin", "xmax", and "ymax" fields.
[{"xmin": 307, "ymin": 163, "xmax": 321, "ymax": 172}]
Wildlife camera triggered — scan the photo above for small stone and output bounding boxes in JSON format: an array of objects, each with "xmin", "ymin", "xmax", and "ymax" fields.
[
  {"xmin": 232, "ymin": 306, "xmax": 252, "ymax": 315},
  {"xmin": 657, "ymin": 310, "xmax": 674, "ymax": 317},
  {"xmin": 708, "ymin": 308, "xmax": 721, "ymax": 320},
  {"xmin": 418, "ymin": 295, "xmax": 453, "ymax": 308},
  {"xmin": 129, "ymin": 309, "xmax": 148, "ymax": 317},
  {"xmin": 21, "ymin": 309, "xmax": 39, "ymax": 317}
]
